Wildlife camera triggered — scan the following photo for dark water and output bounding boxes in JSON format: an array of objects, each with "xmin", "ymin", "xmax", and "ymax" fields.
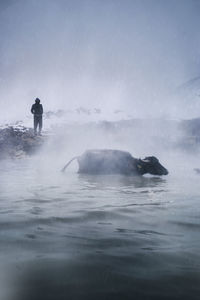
[{"xmin": 0, "ymin": 158, "xmax": 200, "ymax": 300}]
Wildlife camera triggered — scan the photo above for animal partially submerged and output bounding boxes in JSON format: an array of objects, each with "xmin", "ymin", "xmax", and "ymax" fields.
[{"xmin": 62, "ymin": 149, "xmax": 168, "ymax": 176}]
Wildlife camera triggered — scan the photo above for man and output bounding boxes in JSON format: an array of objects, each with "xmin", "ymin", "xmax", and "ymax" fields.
[{"xmin": 31, "ymin": 98, "xmax": 43, "ymax": 135}]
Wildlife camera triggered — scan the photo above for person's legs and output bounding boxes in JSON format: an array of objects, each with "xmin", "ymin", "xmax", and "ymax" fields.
[
  {"xmin": 34, "ymin": 116, "xmax": 38, "ymax": 135},
  {"xmin": 38, "ymin": 116, "xmax": 42, "ymax": 135}
]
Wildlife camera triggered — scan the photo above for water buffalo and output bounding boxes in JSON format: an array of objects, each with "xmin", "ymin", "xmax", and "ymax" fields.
[{"xmin": 61, "ymin": 149, "xmax": 168, "ymax": 176}]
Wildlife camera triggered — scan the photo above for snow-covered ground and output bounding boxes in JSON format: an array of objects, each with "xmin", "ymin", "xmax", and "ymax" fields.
[{"xmin": 0, "ymin": 107, "xmax": 134, "ymax": 132}]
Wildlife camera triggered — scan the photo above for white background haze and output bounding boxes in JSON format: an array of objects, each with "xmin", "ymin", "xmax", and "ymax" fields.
[{"xmin": 0, "ymin": 0, "xmax": 200, "ymax": 122}]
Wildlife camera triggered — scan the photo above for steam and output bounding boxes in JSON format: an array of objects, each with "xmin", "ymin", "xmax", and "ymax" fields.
[
  {"xmin": 0, "ymin": 0, "xmax": 200, "ymax": 176},
  {"xmin": 1, "ymin": 0, "xmax": 200, "ymax": 120},
  {"xmin": 1, "ymin": 5, "xmax": 200, "ymax": 299}
]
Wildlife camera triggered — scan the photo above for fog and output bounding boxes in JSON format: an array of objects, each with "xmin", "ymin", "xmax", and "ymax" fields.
[
  {"xmin": 1, "ymin": 0, "xmax": 200, "ymax": 121},
  {"xmin": 2, "ymin": 3, "xmax": 200, "ymax": 300},
  {"xmin": 1, "ymin": 0, "xmax": 200, "ymax": 173}
]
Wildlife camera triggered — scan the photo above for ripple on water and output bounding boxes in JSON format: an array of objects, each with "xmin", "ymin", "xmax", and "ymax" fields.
[{"xmin": 1, "ymin": 161, "xmax": 200, "ymax": 300}]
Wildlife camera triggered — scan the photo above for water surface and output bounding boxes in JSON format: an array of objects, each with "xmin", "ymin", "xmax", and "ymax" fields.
[{"xmin": 0, "ymin": 158, "xmax": 200, "ymax": 300}]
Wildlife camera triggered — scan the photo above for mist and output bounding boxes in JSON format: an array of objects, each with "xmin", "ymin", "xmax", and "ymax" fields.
[
  {"xmin": 1, "ymin": 0, "xmax": 200, "ymax": 121},
  {"xmin": 1, "ymin": 4, "xmax": 200, "ymax": 299}
]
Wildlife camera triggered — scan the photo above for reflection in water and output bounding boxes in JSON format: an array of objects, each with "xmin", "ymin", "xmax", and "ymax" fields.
[{"xmin": 0, "ymin": 160, "xmax": 200, "ymax": 300}]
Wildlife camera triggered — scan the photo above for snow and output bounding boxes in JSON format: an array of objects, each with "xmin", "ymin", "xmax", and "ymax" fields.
[{"xmin": 0, "ymin": 108, "xmax": 134, "ymax": 132}]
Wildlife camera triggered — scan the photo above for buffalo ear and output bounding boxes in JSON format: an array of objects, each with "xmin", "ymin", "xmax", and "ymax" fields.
[
  {"xmin": 137, "ymin": 160, "xmax": 143, "ymax": 172},
  {"xmin": 137, "ymin": 159, "xmax": 145, "ymax": 174}
]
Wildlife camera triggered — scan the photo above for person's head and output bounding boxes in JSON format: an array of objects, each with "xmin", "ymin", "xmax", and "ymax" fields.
[{"xmin": 35, "ymin": 98, "xmax": 40, "ymax": 103}]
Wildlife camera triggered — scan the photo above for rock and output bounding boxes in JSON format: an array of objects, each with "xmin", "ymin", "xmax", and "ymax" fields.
[{"xmin": 0, "ymin": 126, "xmax": 47, "ymax": 160}]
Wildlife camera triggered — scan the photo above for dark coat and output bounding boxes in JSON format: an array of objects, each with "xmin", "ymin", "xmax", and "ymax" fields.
[{"xmin": 31, "ymin": 103, "xmax": 43, "ymax": 115}]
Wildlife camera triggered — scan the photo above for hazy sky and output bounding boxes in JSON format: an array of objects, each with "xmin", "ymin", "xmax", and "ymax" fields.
[{"xmin": 0, "ymin": 0, "xmax": 200, "ymax": 119}]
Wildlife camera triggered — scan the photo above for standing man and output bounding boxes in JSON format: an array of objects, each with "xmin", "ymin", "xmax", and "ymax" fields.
[{"xmin": 31, "ymin": 98, "xmax": 43, "ymax": 135}]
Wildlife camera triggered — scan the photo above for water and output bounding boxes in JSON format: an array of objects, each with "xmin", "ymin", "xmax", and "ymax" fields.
[{"xmin": 0, "ymin": 158, "xmax": 200, "ymax": 300}]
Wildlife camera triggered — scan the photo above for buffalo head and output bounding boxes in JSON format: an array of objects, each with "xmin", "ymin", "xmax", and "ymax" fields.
[{"xmin": 138, "ymin": 156, "xmax": 168, "ymax": 176}]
